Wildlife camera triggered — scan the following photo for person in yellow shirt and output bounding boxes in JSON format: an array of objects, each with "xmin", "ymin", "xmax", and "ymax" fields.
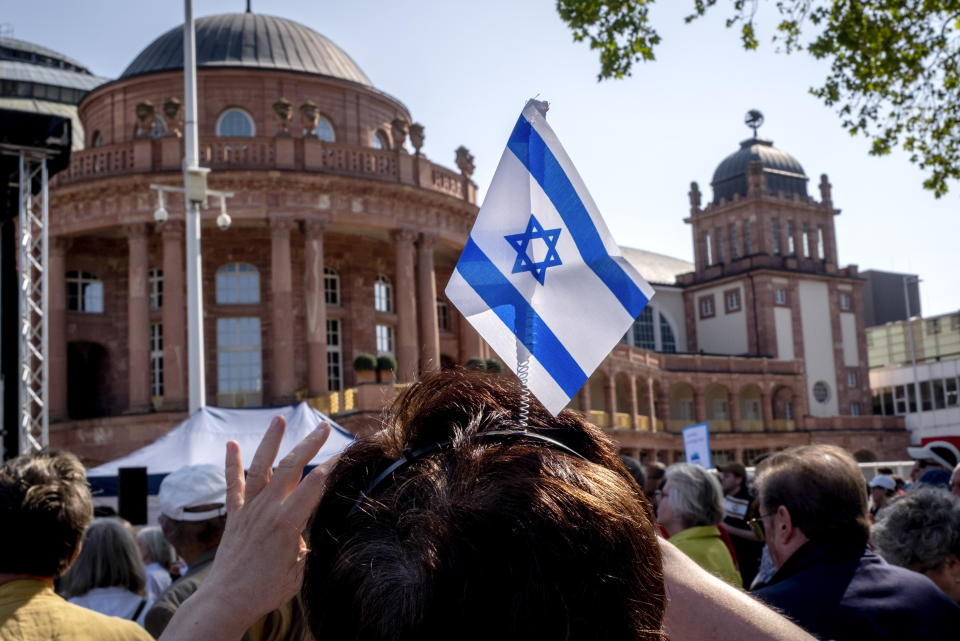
[
  {"xmin": 657, "ymin": 462, "xmax": 742, "ymax": 587},
  {"xmin": 0, "ymin": 450, "xmax": 152, "ymax": 641}
]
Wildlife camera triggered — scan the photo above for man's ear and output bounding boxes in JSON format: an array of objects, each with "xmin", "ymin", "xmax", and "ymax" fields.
[{"xmin": 776, "ymin": 504, "xmax": 797, "ymax": 543}]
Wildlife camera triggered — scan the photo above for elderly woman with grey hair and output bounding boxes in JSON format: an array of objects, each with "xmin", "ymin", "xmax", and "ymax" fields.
[
  {"xmin": 657, "ymin": 463, "xmax": 742, "ymax": 587},
  {"xmin": 136, "ymin": 526, "xmax": 176, "ymax": 601},
  {"xmin": 872, "ymin": 487, "xmax": 960, "ymax": 604},
  {"xmin": 60, "ymin": 518, "xmax": 150, "ymax": 625}
]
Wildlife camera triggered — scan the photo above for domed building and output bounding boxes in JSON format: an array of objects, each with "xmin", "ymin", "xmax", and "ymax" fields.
[
  {"xmin": 46, "ymin": 12, "xmax": 482, "ymax": 457},
  {"xmin": 37, "ymin": 12, "xmax": 907, "ymax": 465}
]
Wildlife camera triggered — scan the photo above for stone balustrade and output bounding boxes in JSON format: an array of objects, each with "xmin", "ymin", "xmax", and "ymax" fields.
[{"xmin": 55, "ymin": 137, "xmax": 476, "ymax": 204}]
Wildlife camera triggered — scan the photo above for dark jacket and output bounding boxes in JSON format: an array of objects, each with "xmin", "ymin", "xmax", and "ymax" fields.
[
  {"xmin": 143, "ymin": 547, "xmax": 216, "ymax": 639},
  {"xmin": 754, "ymin": 540, "xmax": 960, "ymax": 640}
]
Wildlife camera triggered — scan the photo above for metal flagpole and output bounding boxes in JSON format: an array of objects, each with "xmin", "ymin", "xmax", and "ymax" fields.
[{"xmin": 184, "ymin": 0, "xmax": 206, "ymax": 415}]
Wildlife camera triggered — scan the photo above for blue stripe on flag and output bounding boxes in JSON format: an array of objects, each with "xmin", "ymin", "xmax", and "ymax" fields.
[
  {"xmin": 507, "ymin": 116, "xmax": 649, "ymax": 318},
  {"xmin": 456, "ymin": 237, "xmax": 587, "ymax": 398}
]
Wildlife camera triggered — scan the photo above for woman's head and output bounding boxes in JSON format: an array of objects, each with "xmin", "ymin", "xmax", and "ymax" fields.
[
  {"xmin": 136, "ymin": 525, "xmax": 176, "ymax": 568},
  {"xmin": 657, "ymin": 463, "xmax": 724, "ymax": 535},
  {"xmin": 60, "ymin": 517, "xmax": 145, "ymax": 597},
  {"xmin": 872, "ymin": 487, "xmax": 960, "ymax": 604},
  {"xmin": 302, "ymin": 369, "xmax": 666, "ymax": 641}
]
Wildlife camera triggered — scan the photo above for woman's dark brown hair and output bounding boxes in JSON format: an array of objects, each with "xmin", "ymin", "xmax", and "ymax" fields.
[{"xmin": 303, "ymin": 369, "xmax": 665, "ymax": 641}]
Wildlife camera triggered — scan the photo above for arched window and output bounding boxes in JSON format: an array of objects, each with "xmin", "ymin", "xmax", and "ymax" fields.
[
  {"xmin": 632, "ymin": 307, "xmax": 655, "ymax": 350},
  {"xmin": 216, "ymin": 108, "xmax": 255, "ymax": 137},
  {"xmin": 324, "ymin": 267, "xmax": 340, "ymax": 306},
  {"xmin": 216, "ymin": 263, "xmax": 260, "ymax": 304},
  {"xmin": 66, "ymin": 271, "xmax": 104, "ymax": 313},
  {"xmin": 659, "ymin": 313, "xmax": 677, "ymax": 353},
  {"xmin": 312, "ymin": 116, "xmax": 335, "ymax": 142},
  {"xmin": 371, "ymin": 130, "xmax": 389, "ymax": 150},
  {"xmin": 374, "ymin": 274, "xmax": 393, "ymax": 313}
]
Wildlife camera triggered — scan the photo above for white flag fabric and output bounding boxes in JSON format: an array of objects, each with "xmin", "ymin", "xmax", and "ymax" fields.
[{"xmin": 445, "ymin": 100, "xmax": 655, "ymax": 415}]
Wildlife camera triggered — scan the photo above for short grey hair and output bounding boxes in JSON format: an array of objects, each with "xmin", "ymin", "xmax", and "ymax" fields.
[
  {"xmin": 664, "ymin": 463, "xmax": 724, "ymax": 529},
  {"xmin": 136, "ymin": 525, "xmax": 176, "ymax": 569},
  {"xmin": 872, "ymin": 487, "xmax": 960, "ymax": 573},
  {"xmin": 60, "ymin": 517, "xmax": 145, "ymax": 597}
]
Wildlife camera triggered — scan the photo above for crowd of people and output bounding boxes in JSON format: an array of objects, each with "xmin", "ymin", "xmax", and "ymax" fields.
[{"xmin": 2, "ymin": 369, "xmax": 960, "ymax": 640}]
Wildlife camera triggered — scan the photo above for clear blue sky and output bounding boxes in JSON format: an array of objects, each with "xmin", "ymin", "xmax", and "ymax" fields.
[{"xmin": 7, "ymin": 0, "xmax": 957, "ymax": 316}]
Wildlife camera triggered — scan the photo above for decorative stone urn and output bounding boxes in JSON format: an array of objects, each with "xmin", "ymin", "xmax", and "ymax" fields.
[
  {"xmin": 135, "ymin": 101, "xmax": 155, "ymax": 138},
  {"xmin": 273, "ymin": 98, "xmax": 293, "ymax": 137},
  {"xmin": 300, "ymin": 100, "xmax": 320, "ymax": 138},
  {"xmin": 455, "ymin": 145, "xmax": 475, "ymax": 178},
  {"xmin": 390, "ymin": 117, "xmax": 408, "ymax": 152},
  {"xmin": 162, "ymin": 97, "xmax": 182, "ymax": 137},
  {"xmin": 409, "ymin": 122, "xmax": 425, "ymax": 155}
]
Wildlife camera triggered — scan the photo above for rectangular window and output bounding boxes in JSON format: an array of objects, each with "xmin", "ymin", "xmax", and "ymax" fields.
[
  {"xmin": 850, "ymin": 402, "xmax": 861, "ymax": 416},
  {"xmin": 327, "ymin": 319, "xmax": 341, "ymax": 392},
  {"xmin": 699, "ymin": 295, "xmax": 715, "ymax": 319},
  {"xmin": 920, "ymin": 380, "xmax": 933, "ymax": 411},
  {"xmin": 217, "ymin": 317, "xmax": 263, "ymax": 408},
  {"xmin": 324, "ymin": 269, "xmax": 340, "ymax": 306},
  {"xmin": 883, "ymin": 387, "xmax": 895, "ymax": 415},
  {"xmin": 946, "ymin": 378, "xmax": 958, "ymax": 407},
  {"xmin": 933, "ymin": 378, "xmax": 946, "ymax": 410},
  {"xmin": 873, "ymin": 392, "xmax": 883, "ymax": 416},
  {"xmin": 839, "ymin": 293, "xmax": 851, "ymax": 311},
  {"xmin": 150, "ymin": 323, "xmax": 163, "ymax": 397},
  {"xmin": 704, "ymin": 231, "xmax": 713, "ymax": 265},
  {"xmin": 376, "ymin": 324, "xmax": 395, "ymax": 355},
  {"xmin": 786, "ymin": 221, "xmax": 795, "ymax": 255},
  {"xmin": 770, "ymin": 219, "xmax": 781, "ymax": 255},
  {"xmin": 775, "ymin": 288, "xmax": 787, "ymax": 305},
  {"xmin": 817, "ymin": 226, "xmax": 825, "ymax": 260},
  {"xmin": 927, "ymin": 318, "xmax": 940, "ymax": 334},
  {"xmin": 715, "ymin": 228, "xmax": 724, "ymax": 264},
  {"xmin": 729, "ymin": 223, "xmax": 739, "ymax": 259},
  {"xmin": 908, "ymin": 384, "xmax": 917, "ymax": 413},
  {"xmin": 437, "ymin": 299, "xmax": 450, "ymax": 331},
  {"xmin": 149, "ymin": 268, "xmax": 163, "ymax": 311},
  {"xmin": 633, "ymin": 307, "xmax": 656, "ymax": 350},
  {"xmin": 952, "ymin": 314, "xmax": 960, "ymax": 331},
  {"xmin": 802, "ymin": 223, "xmax": 810, "ymax": 258},
  {"xmin": 743, "ymin": 220, "xmax": 752, "ymax": 254},
  {"xmin": 894, "ymin": 385, "xmax": 907, "ymax": 414},
  {"xmin": 724, "ymin": 288, "xmax": 741, "ymax": 313},
  {"xmin": 847, "ymin": 371, "xmax": 857, "ymax": 388}
]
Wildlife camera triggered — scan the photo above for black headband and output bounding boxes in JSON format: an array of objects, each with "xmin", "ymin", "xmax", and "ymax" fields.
[{"xmin": 347, "ymin": 430, "xmax": 588, "ymax": 517}]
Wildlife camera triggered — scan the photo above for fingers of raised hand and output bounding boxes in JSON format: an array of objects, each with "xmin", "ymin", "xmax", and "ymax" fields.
[
  {"xmin": 225, "ymin": 440, "xmax": 246, "ymax": 514},
  {"xmin": 270, "ymin": 423, "xmax": 331, "ymax": 499},
  {"xmin": 245, "ymin": 416, "xmax": 286, "ymax": 501}
]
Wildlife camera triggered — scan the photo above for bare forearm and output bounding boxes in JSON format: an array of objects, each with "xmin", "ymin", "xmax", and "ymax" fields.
[
  {"xmin": 660, "ymin": 538, "xmax": 813, "ymax": 641},
  {"xmin": 724, "ymin": 523, "xmax": 761, "ymax": 541}
]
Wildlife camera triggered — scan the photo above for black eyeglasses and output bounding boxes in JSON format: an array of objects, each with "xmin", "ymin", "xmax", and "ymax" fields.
[{"xmin": 747, "ymin": 512, "xmax": 776, "ymax": 541}]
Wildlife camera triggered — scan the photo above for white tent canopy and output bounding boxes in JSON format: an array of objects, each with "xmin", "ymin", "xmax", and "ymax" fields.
[{"xmin": 87, "ymin": 403, "xmax": 355, "ymax": 495}]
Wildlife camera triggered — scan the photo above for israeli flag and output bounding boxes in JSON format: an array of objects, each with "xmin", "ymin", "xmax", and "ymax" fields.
[{"xmin": 445, "ymin": 100, "xmax": 654, "ymax": 415}]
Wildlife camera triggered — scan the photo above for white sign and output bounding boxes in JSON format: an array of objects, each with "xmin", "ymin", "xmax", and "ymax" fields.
[{"xmin": 682, "ymin": 422, "xmax": 711, "ymax": 468}]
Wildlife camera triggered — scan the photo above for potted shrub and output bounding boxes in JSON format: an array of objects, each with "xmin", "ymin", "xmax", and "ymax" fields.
[
  {"xmin": 465, "ymin": 357, "xmax": 487, "ymax": 371},
  {"xmin": 376, "ymin": 354, "xmax": 397, "ymax": 383},
  {"xmin": 485, "ymin": 359, "xmax": 503, "ymax": 374},
  {"xmin": 353, "ymin": 353, "xmax": 377, "ymax": 383}
]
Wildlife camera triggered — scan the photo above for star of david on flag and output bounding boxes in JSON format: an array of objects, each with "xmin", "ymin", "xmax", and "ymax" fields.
[{"xmin": 445, "ymin": 99, "xmax": 655, "ymax": 415}]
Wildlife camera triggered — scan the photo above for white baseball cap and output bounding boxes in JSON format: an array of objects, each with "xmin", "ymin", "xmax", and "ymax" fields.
[
  {"xmin": 158, "ymin": 464, "xmax": 227, "ymax": 521},
  {"xmin": 868, "ymin": 475, "xmax": 896, "ymax": 491},
  {"xmin": 907, "ymin": 441, "xmax": 960, "ymax": 470}
]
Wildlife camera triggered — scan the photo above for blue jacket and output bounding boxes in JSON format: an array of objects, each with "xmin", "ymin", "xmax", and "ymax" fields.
[{"xmin": 754, "ymin": 541, "xmax": 960, "ymax": 640}]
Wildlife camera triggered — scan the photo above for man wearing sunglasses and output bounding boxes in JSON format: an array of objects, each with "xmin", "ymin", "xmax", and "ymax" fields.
[{"xmin": 750, "ymin": 444, "xmax": 960, "ymax": 641}]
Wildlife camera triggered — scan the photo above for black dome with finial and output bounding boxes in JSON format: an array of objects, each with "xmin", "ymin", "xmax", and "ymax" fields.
[
  {"xmin": 119, "ymin": 12, "xmax": 372, "ymax": 87},
  {"xmin": 710, "ymin": 111, "xmax": 808, "ymax": 203}
]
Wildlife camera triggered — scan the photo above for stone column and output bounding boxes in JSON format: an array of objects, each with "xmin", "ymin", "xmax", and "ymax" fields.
[
  {"xmin": 693, "ymin": 388, "xmax": 706, "ymax": 423},
  {"xmin": 393, "ymin": 230, "xmax": 418, "ymax": 382},
  {"xmin": 605, "ymin": 372, "xmax": 617, "ymax": 427},
  {"xmin": 729, "ymin": 389, "xmax": 740, "ymax": 432},
  {"xmin": 48, "ymin": 237, "xmax": 67, "ymax": 420},
  {"xmin": 657, "ymin": 389, "xmax": 671, "ymax": 431},
  {"xmin": 304, "ymin": 219, "xmax": 328, "ymax": 395},
  {"xmin": 127, "ymin": 223, "xmax": 151, "ymax": 413},
  {"xmin": 270, "ymin": 216, "xmax": 295, "ymax": 403},
  {"xmin": 628, "ymin": 374, "xmax": 639, "ymax": 429},
  {"xmin": 417, "ymin": 232, "xmax": 440, "ymax": 373},
  {"xmin": 791, "ymin": 391, "xmax": 804, "ymax": 429},
  {"xmin": 647, "ymin": 378, "xmax": 657, "ymax": 429},
  {"xmin": 161, "ymin": 221, "xmax": 186, "ymax": 410},
  {"xmin": 580, "ymin": 381, "xmax": 592, "ymax": 420},
  {"xmin": 761, "ymin": 387, "xmax": 774, "ymax": 431},
  {"xmin": 807, "ymin": 225, "xmax": 819, "ymax": 260}
]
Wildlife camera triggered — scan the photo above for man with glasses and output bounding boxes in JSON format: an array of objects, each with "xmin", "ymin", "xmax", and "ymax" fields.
[{"xmin": 750, "ymin": 444, "xmax": 960, "ymax": 640}]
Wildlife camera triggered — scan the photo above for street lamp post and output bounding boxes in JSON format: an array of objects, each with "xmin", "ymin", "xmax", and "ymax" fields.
[{"xmin": 903, "ymin": 275, "xmax": 923, "ymax": 431}]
